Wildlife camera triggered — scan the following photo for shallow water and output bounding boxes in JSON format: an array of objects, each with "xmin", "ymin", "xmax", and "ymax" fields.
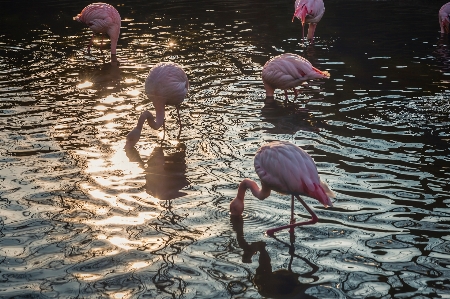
[{"xmin": 0, "ymin": 0, "xmax": 449, "ymax": 298}]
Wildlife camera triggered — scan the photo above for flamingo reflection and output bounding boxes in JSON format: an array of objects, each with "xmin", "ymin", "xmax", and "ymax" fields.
[
  {"xmin": 230, "ymin": 216, "xmax": 320, "ymax": 299},
  {"xmin": 125, "ymin": 143, "xmax": 189, "ymax": 201}
]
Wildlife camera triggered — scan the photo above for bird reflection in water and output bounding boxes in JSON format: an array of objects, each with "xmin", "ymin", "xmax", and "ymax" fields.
[
  {"xmin": 78, "ymin": 62, "xmax": 122, "ymax": 95},
  {"xmin": 125, "ymin": 143, "xmax": 189, "ymax": 201},
  {"xmin": 230, "ymin": 216, "xmax": 320, "ymax": 299}
]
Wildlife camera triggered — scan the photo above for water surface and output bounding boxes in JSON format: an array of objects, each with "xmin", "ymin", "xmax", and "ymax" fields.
[{"xmin": 0, "ymin": 0, "xmax": 449, "ymax": 298}]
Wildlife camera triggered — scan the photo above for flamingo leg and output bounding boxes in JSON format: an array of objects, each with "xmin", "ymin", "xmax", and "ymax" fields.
[
  {"xmin": 162, "ymin": 120, "xmax": 166, "ymax": 142},
  {"xmin": 86, "ymin": 33, "xmax": 95, "ymax": 54},
  {"xmin": 284, "ymin": 90, "xmax": 289, "ymax": 103},
  {"xmin": 176, "ymin": 105, "xmax": 182, "ymax": 139},
  {"xmin": 176, "ymin": 105, "xmax": 182, "ymax": 128},
  {"xmin": 289, "ymin": 195, "xmax": 295, "ymax": 233},
  {"xmin": 292, "ymin": 88, "xmax": 298, "ymax": 100},
  {"xmin": 266, "ymin": 195, "xmax": 318, "ymax": 236}
]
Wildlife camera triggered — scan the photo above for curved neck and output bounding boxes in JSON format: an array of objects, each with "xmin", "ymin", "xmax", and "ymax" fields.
[
  {"xmin": 135, "ymin": 111, "xmax": 149, "ymax": 130},
  {"xmin": 147, "ymin": 101, "xmax": 165, "ymax": 130},
  {"xmin": 230, "ymin": 179, "xmax": 271, "ymax": 216}
]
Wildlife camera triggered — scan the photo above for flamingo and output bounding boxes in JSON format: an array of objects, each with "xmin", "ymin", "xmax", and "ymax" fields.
[
  {"xmin": 229, "ymin": 141, "xmax": 335, "ymax": 236},
  {"xmin": 125, "ymin": 62, "xmax": 189, "ymax": 148},
  {"xmin": 262, "ymin": 53, "xmax": 330, "ymax": 104},
  {"xmin": 439, "ymin": 3, "xmax": 450, "ymax": 34},
  {"xmin": 74, "ymin": 3, "xmax": 121, "ymax": 63},
  {"xmin": 292, "ymin": 0, "xmax": 325, "ymax": 41}
]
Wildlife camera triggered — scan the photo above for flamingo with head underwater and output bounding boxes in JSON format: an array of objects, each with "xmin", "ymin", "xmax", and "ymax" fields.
[
  {"xmin": 125, "ymin": 62, "xmax": 189, "ymax": 149},
  {"xmin": 439, "ymin": 2, "xmax": 450, "ymax": 34},
  {"xmin": 292, "ymin": 0, "xmax": 325, "ymax": 41},
  {"xmin": 262, "ymin": 53, "xmax": 330, "ymax": 104},
  {"xmin": 230, "ymin": 141, "xmax": 335, "ymax": 236},
  {"xmin": 74, "ymin": 2, "xmax": 121, "ymax": 63}
]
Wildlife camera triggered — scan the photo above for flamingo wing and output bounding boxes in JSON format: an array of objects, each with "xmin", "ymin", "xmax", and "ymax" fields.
[{"xmin": 255, "ymin": 141, "xmax": 334, "ymax": 206}]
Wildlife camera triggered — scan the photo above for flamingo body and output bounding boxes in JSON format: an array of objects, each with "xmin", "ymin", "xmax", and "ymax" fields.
[
  {"xmin": 292, "ymin": 0, "xmax": 325, "ymax": 40},
  {"xmin": 254, "ymin": 141, "xmax": 333, "ymax": 205},
  {"xmin": 230, "ymin": 141, "xmax": 335, "ymax": 235},
  {"xmin": 262, "ymin": 53, "xmax": 329, "ymax": 101},
  {"xmin": 74, "ymin": 3, "xmax": 121, "ymax": 59},
  {"xmin": 125, "ymin": 62, "xmax": 189, "ymax": 148},
  {"xmin": 439, "ymin": 2, "xmax": 450, "ymax": 34}
]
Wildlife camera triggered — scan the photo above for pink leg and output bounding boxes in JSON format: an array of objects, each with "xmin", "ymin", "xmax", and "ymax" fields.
[
  {"xmin": 292, "ymin": 88, "xmax": 298, "ymax": 99},
  {"xmin": 284, "ymin": 90, "xmax": 289, "ymax": 102},
  {"xmin": 87, "ymin": 33, "xmax": 95, "ymax": 54},
  {"xmin": 289, "ymin": 195, "xmax": 295, "ymax": 233},
  {"xmin": 176, "ymin": 105, "xmax": 182, "ymax": 139},
  {"xmin": 176, "ymin": 105, "xmax": 182, "ymax": 128},
  {"xmin": 266, "ymin": 195, "xmax": 318, "ymax": 236}
]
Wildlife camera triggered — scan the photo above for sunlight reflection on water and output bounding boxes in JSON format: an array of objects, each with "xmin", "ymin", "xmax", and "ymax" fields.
[{"xmin": 0, "ymin": 0, "xmax": 449, "ymax": 298}]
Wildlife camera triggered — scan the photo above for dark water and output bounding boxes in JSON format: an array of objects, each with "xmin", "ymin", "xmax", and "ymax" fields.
[{"xmin": 1, "ymin": 0, "xmax": 449, "ymax": 298}]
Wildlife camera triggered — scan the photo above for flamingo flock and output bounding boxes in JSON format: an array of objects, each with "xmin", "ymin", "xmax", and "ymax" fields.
[{"xmin": 72, "ymin": 2, "xmax": 450, "ymax": 237}]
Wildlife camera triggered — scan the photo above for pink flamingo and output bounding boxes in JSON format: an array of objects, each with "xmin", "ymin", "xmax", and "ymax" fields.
[
  {"xmin": 292, "ymin": 0, "xmax": 325, "ymax": 40},
  {"xmin": 125, "ymin": 62, "xmax": 189, "ymax": 148},
  {"xmin": 262, "ymin": 53, "xmax": 330, "ymax": 104},
  {"xmin": 74, "ymin": 3, "xmax": 121, "ymax": 62},
  {"xmin": 439, "ymin": 3, "xmax": 450, "ymax": 34},
  {"xmin": 230, "ymin": 141, "xmax": 335, "ymax": 236}
]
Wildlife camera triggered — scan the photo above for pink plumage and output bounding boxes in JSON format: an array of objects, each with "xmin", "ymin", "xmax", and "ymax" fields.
[
  {"xmin": 255, "ymin": 141, "xmax": 333, "ymax": 207},
  {"xmin": 125, "ymin": 62, "xmax": 189, "ymax": 148},
  {"xmin": 74, "ymin": 3, "xmax": 121, "ymax": 60},
  {"xmin": 230, "ymin": 141, "xmax": 335, "ymax": 236},
  {"xmin": 292, "ymin": 0, "xmax": 325, "ymax": 40},
  {"xmin": 439, "ymin": 2, "xmax": 450, "ymax": 34},
  {"xmin": 262, "ymin": 53, "xmax": 329, "ymax": 102}
]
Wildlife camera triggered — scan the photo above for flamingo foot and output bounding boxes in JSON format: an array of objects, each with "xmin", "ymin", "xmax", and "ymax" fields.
[
  {"xmin": 266, "ymin": 217, "xmax": 318, "ymax": 236},
  {"xmin": 266, "ymin": 195, "xmax": 318, "ymax": 236}
]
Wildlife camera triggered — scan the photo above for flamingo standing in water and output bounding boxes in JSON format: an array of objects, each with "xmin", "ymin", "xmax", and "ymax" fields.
[
  {"xmin": 292, "ymin": 0, "xmax": 325, "ymax": 41},
  {"xmin": 230, "ymin": 141, "xmax": 335, "ymax": 236},
  {"xmin": 439, "ymin": 3, "xmax": 450, "ymax": 34},
  {"xmin": 262, "ymin": 53, "xmax": 330, "ymax": 104},
  {"xmin": 125, "ymin": 62, "xmax": 189, "ymax": 148},
  {"xmin": 74, "ymin": 3, "xmax": 121, "ymax": 63}
]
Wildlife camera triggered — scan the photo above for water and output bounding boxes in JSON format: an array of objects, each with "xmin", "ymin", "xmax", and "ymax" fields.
[{"xmin": 0, "ymin": 0, "xmax": 449, "ymax": 298}]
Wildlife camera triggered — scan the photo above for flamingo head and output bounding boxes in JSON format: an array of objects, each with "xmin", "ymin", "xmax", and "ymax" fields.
[
  {"xmin": 292, "ymin": 4, "xmax": 308, "ymax": 25},
  {"xmin": 230, "ymin": 196, "xmax": 244, "ymax": 216}
]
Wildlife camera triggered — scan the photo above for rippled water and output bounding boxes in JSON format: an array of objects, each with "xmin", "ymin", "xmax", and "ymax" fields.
[{"xmin": 1, "ymin": 0, "xmax": 449, "ymax": 298}]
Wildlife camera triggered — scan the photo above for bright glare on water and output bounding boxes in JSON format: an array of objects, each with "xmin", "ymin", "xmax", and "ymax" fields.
[{"xmin": 0, "ymin": 0, "xmax": 449, "ymax": 298}]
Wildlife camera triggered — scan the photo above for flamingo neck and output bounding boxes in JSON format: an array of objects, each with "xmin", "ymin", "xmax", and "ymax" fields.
[
  {"xmin": 135, "ymin": 111, "xmax": 149, "ymax": 130},
  {"xmin": 110, "ymin": 35, "xmax": 118, "ymax": 55},
  {"xmin": 307, "ymin": 23, "xmax": 317, "ymax": 40},
  {"xmin": 147, "ymin": 102, "xmax": 165, "ymax": 130},
  {"xmin": 230, "ymin": 179, "xmax": 271, "ymax": 215}
]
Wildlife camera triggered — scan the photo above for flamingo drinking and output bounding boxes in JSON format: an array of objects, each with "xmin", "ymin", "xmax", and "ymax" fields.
[
  {"xmin": 229, "ymin": 141, "xmax": 335, "ymax": 236},
  {"xmin": 125, "ymin": 62, "xmax": 189, "ymax": 148},
  {"xmin": 262, "ymin": 53, "xmax": 330, "ymax": 104},
  {"xmin": 439, "ymin": 2, "xmax": 450, "ymax": 34},
  {"xmin": 74, "ymin": 3, "xmax": 121, "ymax": 63},
  {"xmin": 292, "ymin": 0, "xmax": 325, "ymax": 41}
]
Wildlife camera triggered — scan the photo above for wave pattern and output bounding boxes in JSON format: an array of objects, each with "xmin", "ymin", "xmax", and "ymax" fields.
[{"xmin": 0, "ymin": 0, "xmax": 449, "ymax": 298}]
